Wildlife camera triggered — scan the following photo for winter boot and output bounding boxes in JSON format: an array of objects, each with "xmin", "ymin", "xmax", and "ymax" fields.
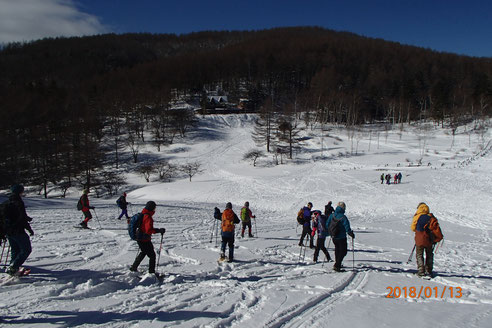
[{"xmin": 80, "ymin": 221, "xmax": 88, "ymax": 229}]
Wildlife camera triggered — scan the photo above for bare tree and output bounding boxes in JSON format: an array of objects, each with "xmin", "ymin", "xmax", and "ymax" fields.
[
  {"xmin": 137, "ymin": 164, "xmax": 155, "ymax": 183},
  {"xmin": 243, "ymin": 149, "xmax": 265, "ymax": 167},
  {"xmin": 180, "ymin": 161, "xmax": 204, "ymax": 182},
  {"xmin": 154, "ymin": 160, "xmax": 177, "ymax": 181},
  {"xmin": 127, "ymin": 133, "xmax": 140, "ymax": 163}
]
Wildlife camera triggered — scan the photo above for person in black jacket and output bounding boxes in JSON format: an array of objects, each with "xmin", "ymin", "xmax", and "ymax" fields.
[
  {"xmin": 5, "ymin": 184, "xmax": 34, "ymax": 275},
  {"xmin": 324, "ymin": 201, "xmax": 334, "ymax": 216}
]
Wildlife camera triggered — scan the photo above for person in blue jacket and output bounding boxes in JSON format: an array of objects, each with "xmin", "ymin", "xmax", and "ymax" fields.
[
  {"xmin": 326, "ymin": 201, "xmax": 355, "ymax": 272},
  {"xmin": 298, "ymin": 202, "xmax": 314, "ymax": 248}
]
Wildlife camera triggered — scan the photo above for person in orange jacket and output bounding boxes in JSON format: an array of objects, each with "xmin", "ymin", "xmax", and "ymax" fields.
[
  {"xmin": 130, "ymin": 201, "xmax": 165, "ymax": 275},
  {"xmin": 411, "ymin": 202, "xmax": 442, "ymax": 277},
  {"xmin": 220, "ymin": 202, "xmax": 240, "ymax": 262}
]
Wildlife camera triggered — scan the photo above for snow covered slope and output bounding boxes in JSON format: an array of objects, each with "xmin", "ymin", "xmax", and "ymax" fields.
[{"xmin": 1, "ymin": 115, "xmax": 491, "ymax": 327}]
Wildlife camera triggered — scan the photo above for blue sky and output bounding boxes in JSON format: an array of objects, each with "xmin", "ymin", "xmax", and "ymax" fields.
[{"xmin": 1, "ymin": 0, "xmax": 491, "ymax": 57}]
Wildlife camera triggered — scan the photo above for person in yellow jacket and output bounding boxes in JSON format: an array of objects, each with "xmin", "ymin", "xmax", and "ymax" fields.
[{"xmin": 411, "ymin": 202, "xmax": 441, "ymax": 277}]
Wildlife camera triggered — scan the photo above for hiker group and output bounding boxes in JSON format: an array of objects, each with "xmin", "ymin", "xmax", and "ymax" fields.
[
  {"xmin": 297, "ymin": 201, "xmax": 355, "ymax": 272},
  {"xmin": 2, "ymin": 184, "xmax": 443, "ymax": 279},
  {"xmin": 381, "ymin": 172, "xmax": 402, "ymax": 184}
]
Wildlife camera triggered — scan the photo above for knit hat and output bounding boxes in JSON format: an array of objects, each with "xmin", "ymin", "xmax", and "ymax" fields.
[
  {"xmin": 145, "ymin": 201, "xmax": 156, "ymax": 211},
  {"xmin": 83, "ymin": 189, "xmax": 89, "ymax": 195},
  {"xmin": 307, "ymin": 202, "xmax": 313, "ymax": 208},
  {"xmin": 337, "ymin": 201, "xmax": 346, "ymax": 211},
  {"xmin": 226, "ymin": 202, "xmax": 232, "ymax": 209},
  {"xmin": 244, "ymin": 201, "xmax": 249, "ymax": 207},
  {"xmin": 11, "ymin": 184, "xmax": 24, "ymax": 195}
]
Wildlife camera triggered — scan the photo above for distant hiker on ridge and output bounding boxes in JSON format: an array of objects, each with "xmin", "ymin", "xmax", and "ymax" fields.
[{"xmin": 380, "ymin": 173, "xmax": 384, "ymax": 184}]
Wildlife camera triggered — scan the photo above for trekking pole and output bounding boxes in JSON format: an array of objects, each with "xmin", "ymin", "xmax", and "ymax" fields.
[
  {"xmin": 156, "ymin": 233, "xmax": 164, "ymax": 272},
  {"xmin": 406, "ymin": 244, "xmax": 416, "ymax": 263},
  {"xmin": 215, "ymin": 220, "xmax": 219, "ymax": 248},
  {"xmin": 93, "ymin": 208, "xmax": 102, "ymax": 229},
  {"xmin": 254, "ymin": 217, "xmax": 258, "ymax": 237},
  {"xmin": 0, "ymin": 241, "xmax": 7, "ymax": 267},
  {"xmin": 209, "ymin": 218, "xmax": 216, "ymax": 243},
  {"xmin": 352, "ymin": 237, "xmax": 355, "ymax": 271}
]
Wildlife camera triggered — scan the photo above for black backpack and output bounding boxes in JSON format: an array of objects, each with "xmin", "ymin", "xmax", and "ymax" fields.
[
  {"xmin": 0, "ymin": 199, "xmax": 17, "ymax": 238},
  {"xmin": 76, "ymin": 197, "xmax": 83, "ymax": 211},
  {"xmin": 328, "ymin": 216, "xmax": 342, "ymax": 238},
  {"xmin": 214, "ymin": 207, "xmax": 221, "ymax": 220}
]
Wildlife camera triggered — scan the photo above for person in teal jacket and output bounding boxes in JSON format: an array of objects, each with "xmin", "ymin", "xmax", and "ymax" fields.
[{"xmin": 326, "ymin": 201, "xmax": 355, "ymax": 272}]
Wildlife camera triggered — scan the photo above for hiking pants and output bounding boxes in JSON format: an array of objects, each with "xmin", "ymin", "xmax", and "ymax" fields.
[
  {"xmin": 221, "ymin": 233, "xmax": 235, "ymax": 260},
  {"xmin": 299, "ymin": 225, "xmax": 313, "ymax": 247},
  {"xmin": 416, "ymin": 245, "xmax": 433, "ymax": 274},
  {"xmin": 117, "ymin": 208, "xmax": 129, "ymax": 220},
  {"xmin": 313, "ymin": 237, "xmax": 331, "ymax": 262},
  {"xmin": 241, "ymin": 221, "xmax": 252, "ymax": 237},
  {"xmin": 82, "ymin": 210, "xmax": 92, "ymax": 223},
  {"xmin": 333, "ymin": 238, "xmax": 348, "ymax": 270},
  {"xmin": 132, "ymin": 241, "xmax": 156, "ymax": 273},
  {"xmin": 7, "ymin": 232, "xmax": 32, "ymax": 271}
]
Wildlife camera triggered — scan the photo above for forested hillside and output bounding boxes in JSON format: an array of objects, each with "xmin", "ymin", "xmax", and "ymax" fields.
[{"xmin": 1, "ymin": 27, "xmax": 491, "ymax": 193}]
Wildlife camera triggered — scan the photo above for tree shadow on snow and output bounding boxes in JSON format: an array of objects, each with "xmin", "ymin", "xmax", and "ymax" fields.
[{"xmin": 3, "ymin": 309, "xmax": 226, "ymax": 326}]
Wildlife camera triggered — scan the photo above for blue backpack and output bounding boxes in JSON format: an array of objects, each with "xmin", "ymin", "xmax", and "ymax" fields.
[{"xmin": 128, "ymin": 213, "xmax": 144, "ymax": 240}]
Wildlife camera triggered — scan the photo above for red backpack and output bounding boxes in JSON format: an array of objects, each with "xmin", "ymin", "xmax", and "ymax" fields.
[{"xmin": 425, "ymin": 214, "xmax": 443, "ymax": 244}]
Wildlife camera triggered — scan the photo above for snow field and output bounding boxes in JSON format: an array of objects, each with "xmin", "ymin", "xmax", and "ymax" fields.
[{"xmin": 1, "ymin": 115, "xmax": 491, "ymax": 327}]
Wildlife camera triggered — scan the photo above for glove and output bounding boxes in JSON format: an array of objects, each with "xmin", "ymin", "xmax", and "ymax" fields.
[
  {"xmin": 157, "ymin": 228, "xmax": 166, "ymax": 234},
  {"xmin": 90, "ymin": 206, "xmax": 95, "ymax": 210},
  {"xmin": 27, "ymin": 216, "xmax": 33, "ymax": 222},
  {"xmin": 28, "ymin": 229, "xmax": 34, "ymax": 236},
  {"xmin": 252, "ymin": 215, "xmax": 256, "ymax": 218},
  {"xmin": 348, "ymin": 231, "xmax": 355, "ymax": 239}
]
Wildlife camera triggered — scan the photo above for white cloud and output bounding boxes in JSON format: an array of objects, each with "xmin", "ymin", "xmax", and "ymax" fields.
[{"xmin": 0, "ymin": 0, "xmax": 109, "ymax": 44}]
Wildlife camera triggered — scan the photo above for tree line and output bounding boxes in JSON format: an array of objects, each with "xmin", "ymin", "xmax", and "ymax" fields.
[{"xmin": 0, "ymin": 27, "xmax": 491, "ymax": 194}]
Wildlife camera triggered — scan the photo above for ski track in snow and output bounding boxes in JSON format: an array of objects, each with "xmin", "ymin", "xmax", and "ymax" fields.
[{"xmin": 1, "ymin": 116, "xmax": 491, "ymax": 327}]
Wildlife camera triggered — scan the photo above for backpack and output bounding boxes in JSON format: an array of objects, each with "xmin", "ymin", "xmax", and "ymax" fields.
[
  {"xmin": 328, "ymin": 216, "xmax": 342, "ymax": 238},
  {"xmin": 222, "ymin": 209, "xmax": 237, "ymax": 232},
  {"xmin": 116, "ymin": 197, "xmax": 124, "ymax": 209},
  {"xmin": 296, "ymin": 208, "xmax": 304, "ymax": 225},
  {"xmin": 76, "ymin": 197, "xmax": 83, "ymax": 211},
  {"xmin": 241, "ymin": 207, "xmax": 250, "ymax": 222},
  {"xmin": 128, "ymin": 213, "xmax": 144, "ymax": 240},
  {"xmin": 317, "ymin": 214, "xmax": 328, "ymax": 233},
  {"xmin": 425, "ymin": 215, "xmax": 443, "ymax": 244},
  {"xmin": 0, "ymin": 199, "xmax": 17, "ymax": 238},
  {"xmin": 214, "ymin": 207, "xmax": 221, "ymax": 220}
]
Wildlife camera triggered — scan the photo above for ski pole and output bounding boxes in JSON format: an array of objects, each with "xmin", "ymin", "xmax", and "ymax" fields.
[
  {"xmin": 1, "ymin": 244, "xmax": 11, "ymax": 268},
  {"xmin": 352, "ymin": 237, "xmax": 355, "ymax": 271},
  {"xmin": 254, "ymin": 217, "xmax": 258, "ymax": 237},
  {"xmin": 209, "ymin": 218, "xmax": 216, "ymax": 243},
  {"xmin": 407, "ymin": 244, "xmax": 416, "ymax": 263},
  {"xmin": 156, "ymin": 233, "xmax": 164, "ymax": 271},
  {"xmin": 215, "ymin": 219, "xmax": 219, "ymax": 247},
  {"xmin": 0, "ymin": 241, "xmax": 7, "ymax": 266},
  {"xmin": 93, "ymin": 208, "xmax": 102, "ymax": 229}
]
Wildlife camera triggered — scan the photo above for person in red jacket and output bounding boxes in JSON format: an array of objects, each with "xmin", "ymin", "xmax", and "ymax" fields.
[
  {"xmin": 79, "ymin": 189, "xmax": 95, "ymax": 229},
  {"xmin": 130, "ymin": 201, "xmax": 165, "ymax": 275}
]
